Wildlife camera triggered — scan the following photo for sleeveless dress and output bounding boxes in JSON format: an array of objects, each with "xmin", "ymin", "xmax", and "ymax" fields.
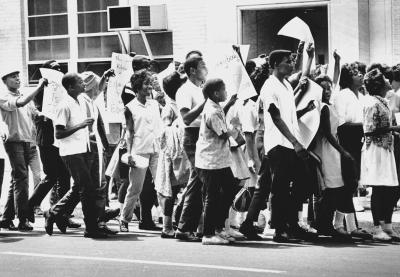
[{"xmin": 313, "ymin": 104, "xmax": 345, "ymax": 189}]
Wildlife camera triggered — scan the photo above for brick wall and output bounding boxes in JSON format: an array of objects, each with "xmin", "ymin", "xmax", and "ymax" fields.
[{"xmin": 392, "ymin": 0, "xmax": 400, "ymax": 63}]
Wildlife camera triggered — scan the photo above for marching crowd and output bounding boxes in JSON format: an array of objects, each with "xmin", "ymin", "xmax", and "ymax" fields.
[{"xmin": 0, "ymin": 41, "xmax": 399, "ymax": 245}]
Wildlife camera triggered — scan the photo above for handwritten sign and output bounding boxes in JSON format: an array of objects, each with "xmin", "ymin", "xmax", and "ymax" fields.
[
  {"xmin": 106, "ymin": 53, "xmax": 134, "ymax": 123},
  {"xmin": 39, "ymin": 68, "xmax": 67, "ymax": 120},
  {"xmin": 205, "ymin": 44, "xmax": 257, "ymax": 102}
]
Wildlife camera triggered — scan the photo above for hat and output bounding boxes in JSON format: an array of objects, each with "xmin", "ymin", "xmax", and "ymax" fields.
[
  {"xmin": 1, "ymin": 69, "xmax": 20, "ymax": 81},
  {"xmin": 132, "ymin": 55, "xmax": 150, "ymax": 71},
  {"xmin": 80, "ymin": 71, "xmax": 100, "ymax": 91}
]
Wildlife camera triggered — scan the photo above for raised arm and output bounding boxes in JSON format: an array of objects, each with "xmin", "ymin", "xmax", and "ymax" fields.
[
  {"xmin": 332, "ymin": 50, "xmax": 341, "ymax": 87},
  {"xmin": 301, "ymin": 43, "xmax": 315, "ymax": 78},
  {"xmin": 16, "ymin": 78, "xmax": 48, "ymax": 108}
]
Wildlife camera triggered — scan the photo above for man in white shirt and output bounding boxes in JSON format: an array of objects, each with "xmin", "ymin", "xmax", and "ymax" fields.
[
  {"xmin": 258, "ymin": 50, "xmax": 312, "ymax": 243},
  {"xmin": 44, "ymin": 73, "xmax": 107, "ymax": 239},
  {"xmin": 174, "ymin": 56, "xmax": 208, "ymax": 241}
]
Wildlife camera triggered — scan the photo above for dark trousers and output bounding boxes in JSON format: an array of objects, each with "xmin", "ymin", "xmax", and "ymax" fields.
[
  {"xmin": 3, "ymin": 142, "xmax": 37, "ymax": 221},
  {"xmin": 371, "ymin": 186, "xmax": 399, "ymax": 225},
  {"xmin": 29, "ymin": 145, "xmax": 70, "ymax": 209},
  {"xmin": 267, "ymin": 145, "xmax": 311, "ymax": 232},
  {"xmin": 0, "ymin": 158, "xmax": 5, "ymax": 202},
  {"xmin": 243, "ymin": 158, "xmax": 271, "ymax": 224},
  {"xmin": 315, "ymin": 186, "xmax": 355, "ymax": 232},
  {"xmin": 178, "ymin": 128, "xmax": 203, "ymax": 232},
  {"xmin": 197, "ymin": 167, "xmax": 236, "ymax": 236},
  {"xmin": 50, "ymin": 151, "xmax": 99, "ymax": 232}
]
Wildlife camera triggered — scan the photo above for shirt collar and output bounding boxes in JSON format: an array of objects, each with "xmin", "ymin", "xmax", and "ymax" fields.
[{"xmin": 270, "ymin": 75, "xmax": 291, "ymax": 92}]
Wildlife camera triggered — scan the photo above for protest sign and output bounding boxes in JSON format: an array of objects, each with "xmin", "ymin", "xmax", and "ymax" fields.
[
  {"xmin": 39, "ymin": 68, "xmax": 67, "ymax": 120},
  {"xmin": 204, "ymin": 44, "xmax": 257, "ymax": 102},
  {"xmin": 278, "ymin": 17, "xmax": 316, "ymax": 72},
  {"xmin": 295, "ymin": 79, "xmax": 323, "ymax": 148},
  {"xmin": 106, "ymin": 52, "xmax": 134, "ymax": 123}
]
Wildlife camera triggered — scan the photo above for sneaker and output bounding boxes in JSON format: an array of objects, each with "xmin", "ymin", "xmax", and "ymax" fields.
[
  {"xmin": 383, "ymin": 229, "xmax": 400, "ymax": 242},
  {"xmin": 175, "ymin": 230, "xmax": 202, "ymax": 242},
  {"xmin": 227, "ymin": 228, "xmax": 245, "ymax": 240},
  {"xmin": 216, "ymin": 230, "xmax": 236, "ymax": 243},
  {"xmin": 202, "ymin": 235, "xmax": 229, "ymax": 245},
  {"xmin": 373, "ymin": 227, "xmax": 392, "ymax": 242},
  {"xmin": 119, "ymin": 220, "xmax": 129, "ymax": 232}
]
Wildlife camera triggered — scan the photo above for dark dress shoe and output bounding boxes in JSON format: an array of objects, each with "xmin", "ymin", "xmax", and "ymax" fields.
[
  {"xmin": 99, "ymin": 225, "xmax": 118, "ymax": 235},
  {"xmin": 138, "ymin": 221, "xmax": 162, "ymax": 231},
  {"xmin": 84, "ymin": 230, "xmax": 108, "ymax": 239},
  {"xmin": 67, "ymin": 218, "xmax": 81, "ymax": 229},
  {"xmin": 289, "ymin": 225, "xmax": 318, "ymax": 241},
  {"xmin": 239, "ymin": 222, "xmax": 263, "ymax": 241},
  {"xmin": 27, "ymin": 206, "xmax": 35, "ymax": 223},
  {"xmin": 0, "ymin": 220, "xmax": 18, "ymax": 231},
  {"xmin": 100, "ymin": 208, "xmax": 120, "ymax": 223},
  {"xmin": 175, "ymin": 230, "xmax": 202, "ymax": 242},
  {"xmin": 350, "ymin": 229, "xmax": 373, "ymax": 240},
  {"xmin": 161, "ymin": 231, "xmax": 175, "ymax": 239},
  {"xmin": 18, "ymin": 221, "xmax": 33, "ymax": 231},
  {"xmin": 273, "ymin": 231, "xmax": 302, "ymax": 243},
  {"xmin": 44, "ymin": 210, "xmax": 55, "ymax": 235},
  {"xmin": 55, "ymin": 217, "xmax": 67, "ymax": 234}
]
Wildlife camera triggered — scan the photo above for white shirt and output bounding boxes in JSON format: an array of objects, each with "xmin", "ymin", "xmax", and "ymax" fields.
[
  {"xmin": 125, "ymin": 98, "xmax": 163, "ymax": 155},
  {"xmin": 175, "ymin": 80, "xmax": 204, "ymax": 128},
  {"xmin": 195, "ymin": 98, "xmax": 231, "ymax": 170},
  {"xmin": 54, "ymin": 95, "xmax": 90, "ymax": 156},
  {"xmin": 333, "ymin": 88, "xmax": 365, "ymax": 126},
  {"xmin": 260, "ymin": 75, "xmax": 300, "ymax": 153}
]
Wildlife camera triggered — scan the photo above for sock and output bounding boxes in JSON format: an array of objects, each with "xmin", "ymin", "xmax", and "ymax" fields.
[
  {"xmin": 345, "ymin": 213, "xmax": 357, "ymax": 233},
  {"xmin": 382, "ymin": 223, "xmax": 392, "ymax": 233},
  {"xmin": 333, "ymin": 211, "xmax": 345, "ymax": 229}
]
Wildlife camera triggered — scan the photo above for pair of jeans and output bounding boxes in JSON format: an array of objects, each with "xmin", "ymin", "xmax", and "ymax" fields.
[
  {"xmin": 197, "ymin": 167, "xmax": 236, "ymax": 236},
  {"xmin": 243, "ymin": 157, "xmax": 271, "ymax": 224},
  {"xmin": 3, "ymin": 142, "xmax": 37, "ymax": 221},
  {"xmin": 50, "ymin": 151, "xmax": 99, "ymax": 232},
  {"xmin": 267, "ymin": 145, "xmax": 311, "ymax": 233},
  {"xmin": 177, "ymin": 128, "xmax": 203, "ymax": 232},
  {"xmin": 121, "ymin": 153, "xmax": 159, "ymax": 222},
  {"xmin": 29, "ymin": 145, "xmax": 70, "ymax": 208}
]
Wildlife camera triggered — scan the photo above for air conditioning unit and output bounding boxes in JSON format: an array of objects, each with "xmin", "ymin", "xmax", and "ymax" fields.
[{"xmin": 108, "ymin": 4, "xmax": 167, "ymax": 31}]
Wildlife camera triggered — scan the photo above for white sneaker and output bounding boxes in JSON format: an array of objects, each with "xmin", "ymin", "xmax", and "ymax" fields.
[
  {"xmin": 227, "ymin": 228, "xmax": 245, "ymax": 239},
  {"xmin": 216, "ymin": 230, "xmax": 236, "ymax": 243},
  {"xmin": 373, "ymin": 227, "xmax": 392, "ymax": 241},
  {"xmin": 202, "ymin": 235, "xmax": 229, "ymax": 245}
]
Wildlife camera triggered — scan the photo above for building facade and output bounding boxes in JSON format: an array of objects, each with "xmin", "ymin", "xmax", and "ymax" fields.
[{"xmin": 0, "ymin": 0, "xmax": 399, "ymax": 86}]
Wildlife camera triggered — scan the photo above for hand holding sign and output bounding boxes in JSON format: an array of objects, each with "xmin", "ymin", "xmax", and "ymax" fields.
[{"xmin": 39, "ymin": 68, "xmax": 67, "ymax": 120}]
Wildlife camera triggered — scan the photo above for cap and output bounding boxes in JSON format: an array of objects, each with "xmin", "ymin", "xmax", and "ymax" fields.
[{"xmin": 1, "ymin": 69, "xmax": 20, "ymax": 81}]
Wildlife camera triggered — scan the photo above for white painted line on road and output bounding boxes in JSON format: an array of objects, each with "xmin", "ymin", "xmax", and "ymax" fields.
[{"xmin": 1, "ymin": 251, "xmax": 286, "ymax": 274}]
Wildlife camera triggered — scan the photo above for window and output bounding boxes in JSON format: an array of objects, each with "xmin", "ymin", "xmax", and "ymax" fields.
[
  {"xmin": 129, "ymin": 31, "xmax": 173, "ymax": 57},
  {"xmin": 78, "ymin": 36, "xmax": 120, "ymax": 58},
  {"xmin": 28, "ymin": 63, "xmax": 68, "ymax": 84}
]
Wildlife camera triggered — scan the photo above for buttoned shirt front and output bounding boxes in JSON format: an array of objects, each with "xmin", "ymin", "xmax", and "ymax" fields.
[
  {"xmin": 54, "ymin": 94, "xmax": 90, "ymax": 156},
  {"xmin": 260, "ymin": 75, "xmax": 300, "ymax": 153},
  {"xmin": 0, "ymin": 89, "xmax": 36, "ymax": 143},
  {"xmin": 125, "ymin": 98, "xmax": 163, "ymax": 155},
  {"xmin": 195, "ymin": 98, "xmax": 232, "ymax": 170}
]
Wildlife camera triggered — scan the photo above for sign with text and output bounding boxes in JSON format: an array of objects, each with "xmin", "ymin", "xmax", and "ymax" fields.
[
  {"xmin": 39, "ymin": 68, "xmax": 67, "ymax": 120},
  {"xmin": 106, "ymin": 52, "xmax": 134, "ymax": 123}
]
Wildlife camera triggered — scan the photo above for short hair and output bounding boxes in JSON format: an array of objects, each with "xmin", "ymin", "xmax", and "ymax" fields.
[
  {"xmin": 315, "ymin": 74, "xmax": 333, "ymax": 87},
  {"xmin": 61, "ymin": 73, "xmax": 78, "ymax": 91},
  {"xmin": 185, "ymin": 50, "xmax": 203, "ymax": 60},
  {"xmin": 367, "ymin": 63, "xmax": 393, "ymax": 83},
  {"xmin": 339, "ymin": 62, "xmax": 360, "ymax": 89},
  {"xmin": 268, "ymin": 50, "xmax": 292, "ymax": 69},
  {"xmin": 184, "ymin": 56, "xmax": 204, "ymax": 76},
  {"xmin": 131, "ymin": 55, "xmax": 150, "ymax": 71},
  {"xmin": 162, "ymin": 71, "xmax": 186, "ymax": 101},
  {"xmin": 245, "ymin": 60, "xmax": 256, "ymax": 75},
  {"xmin": 355, "ymin": 61, "xmax": 366, "ymax": 75},
  {"xmin": 392, "ymin": 63, "xmax": 400, "ymax": 82},
  {"xmin": 364, "ymin": 68, "xmax": 386, "ymax": 96},
  {"xmin": 202, "ymin": 78, "xmax": 225, "ymax": 99},
  {"xmin": 130, "ymin": 69, "xmax": 153, "ymax": 94},
  {"xmin": 149, "ymin": 60, "xmax": 160, "ymax": 73}
]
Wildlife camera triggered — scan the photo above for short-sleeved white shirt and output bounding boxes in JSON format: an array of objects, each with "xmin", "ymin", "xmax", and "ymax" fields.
[
  {"xmin": 260, "ymin": 75, "xmax": 299, "ymax": 153},
  {"xmin": 175, "ymin": 80, "xmax": 204, "ymax": 128},
  {"xmin": 125, "ymin": 98, "xmax": 163, "ymax": 155},
  {"xmin": 333, "ymin": 88, "xmax": 364, "ymax": 126},
  {"xmin": 195, "ymin": 98, "xmax": 232, "ymax": 170},
  {"xmin": 54, "ymin": 95, "xmax": 90, "ymax": 156}
]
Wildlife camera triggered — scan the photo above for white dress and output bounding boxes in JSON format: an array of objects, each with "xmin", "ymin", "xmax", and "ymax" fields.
[
  {"xmin": 313, "ymin": 104, "xmax": 345, "ymax": 189},
  {"xmin": 360, "ymin": 95, "xmax": 398, "ymax": 187}
]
